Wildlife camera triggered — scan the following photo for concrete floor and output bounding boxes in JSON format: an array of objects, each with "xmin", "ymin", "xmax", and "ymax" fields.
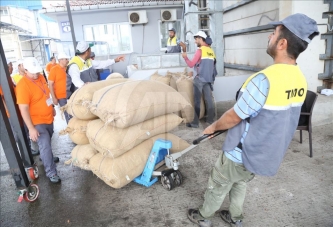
[{"xmin": 0, "ymin": 101, "xmax": 332, "ymax": 227}]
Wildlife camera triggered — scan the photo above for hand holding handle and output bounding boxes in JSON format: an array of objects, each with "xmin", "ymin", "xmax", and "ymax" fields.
[{"xmin": 193, "ymin": 130, "xmax": 227, "ymax": 145}]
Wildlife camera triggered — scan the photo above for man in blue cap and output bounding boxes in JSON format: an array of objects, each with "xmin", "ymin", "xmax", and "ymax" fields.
[
  {"xmin": 165, "ymin": 28, "xmax": 186, "ymax": 53},
  {"xmin": 187, "ymin": 13, "xmax": 319, "ymax": 227}
]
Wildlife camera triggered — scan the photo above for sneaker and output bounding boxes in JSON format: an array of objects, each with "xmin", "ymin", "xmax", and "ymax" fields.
[
  {"xmin": 39, "ymin": 157, "xmax": 60, "ymax": 163},
  {"xmin": 31, "ymin": 149, "xmax": 40, "ymax": 156},
  {"xmin": 53, "ymin": 157, "xmax": 60, "ymax": 163},
  {"xmin": 186, "ymin": 123, "xmax": 199, "ymax": 128},
  {"xmin": 219, "ymin": 210, "xmax": 243, "ymax": 227},
  {"xmin": 49, "ymin": 174, "xmax": 61, "ymax": 183},
  {"xmin": 187, "ymin": 209, "xmax": 212, "ymax": 227}
]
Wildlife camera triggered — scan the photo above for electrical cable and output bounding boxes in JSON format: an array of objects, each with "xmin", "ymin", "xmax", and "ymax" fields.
[
  {"xmin": 257, "ymin": 12, "xmax": 277, "ymax": 26},
  {"xmin": 141, "ymin": 24, "xmax": 145, "ymax": 54}
]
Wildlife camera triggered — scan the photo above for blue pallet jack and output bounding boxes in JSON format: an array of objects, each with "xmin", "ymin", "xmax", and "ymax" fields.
[{"xmin": 134, "ymin": 130, "xmax": 226, "ymax": 190}]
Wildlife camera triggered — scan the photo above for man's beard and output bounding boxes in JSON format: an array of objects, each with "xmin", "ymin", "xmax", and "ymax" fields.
[
  {"xmin": 197, "ymin": 43, "xmax": 201, "ymax": 47},
  {"xmin": 266, "ymin": 41, "xmax": 277, "ymax": 58}
]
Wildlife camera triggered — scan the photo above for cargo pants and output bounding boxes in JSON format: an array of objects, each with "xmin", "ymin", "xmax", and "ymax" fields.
[
  {"xmin": 35, "ymin": 124, "xmax": 57, "ymax": 178},
  {"xmin": 192, "ymin": 76, "xmax": 215, "ymax": 125},
  {"xmin": 199, "ymin": 152, "xmax": 255, "ymax": 221}
]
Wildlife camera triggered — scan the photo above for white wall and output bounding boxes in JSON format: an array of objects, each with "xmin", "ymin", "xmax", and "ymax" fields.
[
  {"xmin": 223, "ymin": 0, "xmax": 278, "ymax": 68},
  {"xmin": 52, "ymin": 7, "xmax": 183, "ymax": 75},
  {"xmin": 1, "ymin": 33, "xmax": 22, "ymax": 64},
  {"xmin": 291, "ymin": 1, "xmax": 328, "ymax": 92},
  {"xmin": 223, "ymin": 0, "xmax": 329, "ymax": 94}
]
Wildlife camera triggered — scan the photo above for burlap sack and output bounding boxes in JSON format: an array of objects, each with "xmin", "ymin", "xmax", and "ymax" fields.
[
  {"xmin": 106, "ymin": 73, "xmax": 124, "ymax": 79},
  {"xmin": 64, "ymin": 78, "xmax": 127, "ymax": 120},
  {"xmin": 167, "ymin": 68, "xmax": 187, "ymax": 91},
  {"xmin": 169, "ymin": 73, "xmax": 180, "ymax": 91},
  {"xmin": 150, "ymin": 71, "xmax": 171, "ymax": 85},
  {"xmin": 65, "ymin": 144, "xmax": 98, "ymax": 170},
  {"xmin": 176, "ymin": 76, "xmax": 205, "ymax": 123},
  {"xmin": 86, "ymin": 114, "xmax": 183, "ymax": 158},
  {"xmin": 59, "ymin": 117, "xmax": 90, "ymax": 145},
  {"xmin": 90, "ymin": 80, "xmax": 191, "ymax": 128},
  {"xmin": 89, "ymin": 133, "xmax": 190, "ymax": 189}
]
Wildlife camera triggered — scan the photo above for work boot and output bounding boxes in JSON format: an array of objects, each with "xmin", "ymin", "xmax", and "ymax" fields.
[
  {"xmin": 186, "ymin": 123, "xmax": 199, "ymax": 128},
  {"xmin": 39, "ymin": 157, "xmax": 60, "ymax": 163},
  {"xmin": 187, "ymin": 209, "xmax": 212, "ymax": 227},
  {"xmin": 49, "ymin": 174, "xmax": 61, "ymax": 183},
  {"xmin": 220, "ymin": 210, "xmax": 243, "ymax": 227}
]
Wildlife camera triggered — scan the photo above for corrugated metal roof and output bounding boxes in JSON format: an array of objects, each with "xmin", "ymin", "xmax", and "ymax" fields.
[
  {"xmin": 0, "ymin": 21, "xmax": 31, "ymax": 33},
  {"xmin": 43, "ymin": 0, "xmax": 184, "ymax": 8},
  {"xmin": 0, "ymin": 0, "xmax": 42, "ymax": 10}
]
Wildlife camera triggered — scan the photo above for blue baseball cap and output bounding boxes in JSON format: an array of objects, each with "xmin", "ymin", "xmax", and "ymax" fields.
[
  {"xmin": 168, "ymin": 28, "xmax": 176, "ymax": 33},
  {"xmin": 205, "ymin": 37, "xmax": 213, "ymax": 45},
  {"xmin": 269, "ymin": 13, "xmax": 319, "ymax": 43}
]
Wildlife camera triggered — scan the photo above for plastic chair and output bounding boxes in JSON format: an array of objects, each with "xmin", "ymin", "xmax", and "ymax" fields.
[{"xmin": 297, "ymin": 90, "xmax": 318, "ymax": 157}]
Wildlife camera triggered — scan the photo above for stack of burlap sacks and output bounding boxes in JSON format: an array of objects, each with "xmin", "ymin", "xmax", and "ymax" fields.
[
  {"xmin": 61, "ymin": 73, "xmax": 191, "ymax": 189},
  {"xmin": 150, "ymin": 69, "xmax": 214, "ymax": 123}
]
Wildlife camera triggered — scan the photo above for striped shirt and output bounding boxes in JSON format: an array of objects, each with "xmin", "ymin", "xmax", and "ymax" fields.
[{"xmin": 225, "ymin": 73, "xmax": 269, "ymax": 163}]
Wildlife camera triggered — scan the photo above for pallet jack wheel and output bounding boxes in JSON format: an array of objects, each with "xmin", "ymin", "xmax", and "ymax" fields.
[
  {"xmin": 23, "ymin": 184, "xmax": 40, "ymax": 202},
  {"xmin": 28, "ymin": 166, "xmax": 39, "ymax": 180},
  {"xmin": 161, "ymin": 174, "xmax": 175, "ymax": 191},
  {"xmin": 172, "ymin": 170, "xmax": 183, "ymax": 186}
]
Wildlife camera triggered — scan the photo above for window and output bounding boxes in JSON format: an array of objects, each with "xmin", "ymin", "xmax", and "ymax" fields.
[
  {"xmin": 0, "ymin": 9, "xmax": 8, "ymax": 15},
  {"xmin": 159, "ymin": 20, "xmax": 182, "ymax": 50},
  {"xmin": 83, "ymin": 23, "xmax": 133, "ymax": 55}
]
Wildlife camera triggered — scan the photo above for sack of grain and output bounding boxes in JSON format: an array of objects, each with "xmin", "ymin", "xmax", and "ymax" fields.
[
  {"xmin": 90, "ymin": 80, "xmax": 190, "ymax": 128},
  {"xmin": 169, "ymin": 73, "xmax": 180, "ymax": 91},
  {"xmin": 59, "ymin": 117, "xmax": 90, "ymax": 145},
  {"xmin": 65, "ymin": 78, "xmax": 127, "ymax": 120},
  {"xmin": 106, "ymin": 73, "xmax": 124, "ymax": 79},
  {"xmin": 150, "ymin": 71, "xmax": 171, "ymax": 85},
  {"xmin": 176, "ymin": 76, "xmax": 205, "ymax": 123},
  {"xmin": 65, "ymin": 144, "xmax": 98, "ymax": 170},
  {"xmin": 167, "ymin": 68, "xmax": 188, "ymax": 91},
  {"xmin": 89, "ymin": 133, "xmax": 190, "ymax": 189},
  {"xmin": 86, "ymin": 114, "xmax": 183, "ymax": 158}
]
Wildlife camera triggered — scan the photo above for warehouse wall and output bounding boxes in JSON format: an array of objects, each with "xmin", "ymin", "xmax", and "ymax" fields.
[
  {"xmin": 290, "ymin": 1, "xmax": 328, "ymax": 92},
  {"xmin": 222, "ymin": 0, "xmax": 328, "ymax": 93},
  {"xmin": 223, "ymin": 0, "xmax": 278, "ymax": 68},
  {"xmin": 1, "ymin": 33, "xmax": 21, "ymax": 62},
  {"xmin": 53, "ymin": 7, "xmax": 183, "ymax": 75}
]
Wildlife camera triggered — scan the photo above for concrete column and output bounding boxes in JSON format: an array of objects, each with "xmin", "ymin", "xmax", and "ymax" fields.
[
  {"xmin": 184, "ymin": 0, "xmax": 199, "ymax": 53},
  {"xmin": 209, "ymin": 0, "xmax": 224, "ymax": 76}
]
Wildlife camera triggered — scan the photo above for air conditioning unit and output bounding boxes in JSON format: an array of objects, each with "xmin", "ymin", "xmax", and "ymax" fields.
[
  {"xmin": 161, "ymin": 9, "xmax": 177, "ymax": 22},
  {"xmin": 128, "ymin": 10, "xmax": 148, "ymax": 25}
]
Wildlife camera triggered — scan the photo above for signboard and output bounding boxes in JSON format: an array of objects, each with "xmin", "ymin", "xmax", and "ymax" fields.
[{"xmin": 61, "ymin": 21, "xmax": 71, "ymax": 33}]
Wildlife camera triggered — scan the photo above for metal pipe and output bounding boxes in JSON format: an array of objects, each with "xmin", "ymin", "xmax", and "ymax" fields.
[
  {"xmin": 223, "ymin": 0, "xmax": 256, "ymax": 13},
  {"xmin": 66, "ymin": 0, "xmax": 77, "ymax": 51},
  {"xmin": 184, "ymin": 11, "xmax": 221, "ymax": 15},
  {"xmin": 42, "ymin": 4, "xmax": 184, "ymax": 14},
  {"xmin": 224, "ymin": 24, "xmax": 274, "ymax": 37},
  {"xmin": 224, "ymin": 63, "xmax": 263, "ymax": 72}
]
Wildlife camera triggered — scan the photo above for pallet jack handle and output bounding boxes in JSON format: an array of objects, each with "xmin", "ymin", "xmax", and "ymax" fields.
[
  {"xmin": 193, "ymin": 130, "xmax": 227, "ymax": 145},
  {"xmin": 165, "ymin": 130, "xmax": 227, "ymax": 169}
]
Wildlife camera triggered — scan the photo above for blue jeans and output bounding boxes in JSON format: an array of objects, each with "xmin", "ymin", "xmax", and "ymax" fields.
[
  {"xmin": 35, "ymin": 124, "xmax": 57, "ymax": 177},
  {"xmin": 192, "ymin": 77, "xmax": 215, "ymax": 125}
]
